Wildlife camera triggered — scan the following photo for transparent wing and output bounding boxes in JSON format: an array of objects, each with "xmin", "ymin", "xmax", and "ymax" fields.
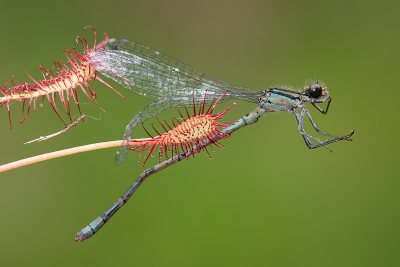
[{"xmin": 90, "ymin": 37, "xmax": 259, "ymax": 104}]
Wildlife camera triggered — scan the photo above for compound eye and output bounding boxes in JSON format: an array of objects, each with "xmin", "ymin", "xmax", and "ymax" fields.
[{"xmin": 307, "ymin": 84, "xmax": 323, "ymax": 98}]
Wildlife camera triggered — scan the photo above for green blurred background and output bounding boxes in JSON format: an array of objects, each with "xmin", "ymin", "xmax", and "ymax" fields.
[{"xmin": 0, "ymin": 0, "xmax": 398, "ymax": 266}]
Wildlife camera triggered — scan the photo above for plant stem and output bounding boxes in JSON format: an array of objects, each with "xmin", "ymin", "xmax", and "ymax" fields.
[{"xmin": 0, "ymin": 140, "xmax": 124, "ymax": 173}]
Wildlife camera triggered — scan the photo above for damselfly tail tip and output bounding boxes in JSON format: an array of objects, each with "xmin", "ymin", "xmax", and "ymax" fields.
[{"xmin": 75, "ymin": 231, "xmax": 86, "ymax": 242}]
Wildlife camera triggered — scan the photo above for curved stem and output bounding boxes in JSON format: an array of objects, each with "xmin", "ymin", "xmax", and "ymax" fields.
[{"xmin": 0, "ymin": 140, "xmax": 125, "ymax": 173}]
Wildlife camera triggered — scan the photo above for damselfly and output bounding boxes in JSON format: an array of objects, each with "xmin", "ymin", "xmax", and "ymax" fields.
[
  {"xmin": 89, "ymin": 37, "xmax": 353, "ymax": 164},
  {"xmin": 74, "ymin": 36, "xmax": 354, "ymax": 241}
]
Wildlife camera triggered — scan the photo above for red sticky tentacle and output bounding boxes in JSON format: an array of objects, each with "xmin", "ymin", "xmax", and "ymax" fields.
[
  {"xmin": 129, "ymin": 91, "xmax": 235, "ymax": 168},
  {"xmin": 0, "ymin": 26, "xmax": 125, "ymax": 131}
]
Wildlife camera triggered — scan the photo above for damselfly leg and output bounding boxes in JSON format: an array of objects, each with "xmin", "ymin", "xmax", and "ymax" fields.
[{"xmin": 294, "ymin": 105, "xmax": 354, "ymax": 150}]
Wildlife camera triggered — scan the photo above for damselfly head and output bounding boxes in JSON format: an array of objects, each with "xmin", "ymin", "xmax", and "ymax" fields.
[
  {"xmin": 304, "ymin": 80, "xmax": 328, "ymax": 100},
  {"xmin": 306, "ymin": 83, "xmax": 323, "ymax": 98},
  {"xmin": 304, "ymin": 80, "xmax": 331, "ymax": 114}
]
